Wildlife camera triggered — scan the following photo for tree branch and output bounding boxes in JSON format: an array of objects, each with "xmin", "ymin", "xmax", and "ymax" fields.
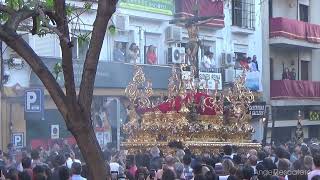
[
  {"xmin": 0, "ymin": 4, "xmax": 15, "ymax": 14},
  {"xmin": 0, "ymin": 25, "xmax": 69, "ymax": 118},
  {"xmin": 78, "ymin": 0, "xmax": 118, "ymax": 114},
  {"xmin": 54, "ymin": 0, "xmax": 77, "ymax": 102},
  {"xmin": 38, "ymin": 8, "xmax": 71, "ymax": 45},
  {"xmin": 6, "ymin": 7, "xmax": 36, "ymax": 30}
]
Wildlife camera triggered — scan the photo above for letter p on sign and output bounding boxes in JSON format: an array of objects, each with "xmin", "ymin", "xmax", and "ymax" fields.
[
  {"xmin": 26, "ymin": 91, "xmax": 37, "ymax": 110},
  {"xmin": 25, "ymin": 89, "xmax": 43, "ymax": 113}
]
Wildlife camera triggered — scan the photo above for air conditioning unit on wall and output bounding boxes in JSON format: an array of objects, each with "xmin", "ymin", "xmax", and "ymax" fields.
[
  {"xmin": 115, "ymin": 15, "xmax": 129, "ymax": 31},
  {"xmin": 165, "ymin": 26, "xmax": 182, "ymax": 42},
  {"xmin": 168, "ymin": 47, "xmax": 185, "ymax": 64}
]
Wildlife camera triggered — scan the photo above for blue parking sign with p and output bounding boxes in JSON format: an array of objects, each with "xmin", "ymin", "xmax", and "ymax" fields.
[{"xmin": 25, "ymin": 88, "xmax": 43, "ymax": 113}]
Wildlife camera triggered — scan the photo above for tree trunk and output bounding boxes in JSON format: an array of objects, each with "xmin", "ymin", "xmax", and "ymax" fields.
[{"xmin": 69, "ymin": 115, "xmax": 108, "ymax": 180}]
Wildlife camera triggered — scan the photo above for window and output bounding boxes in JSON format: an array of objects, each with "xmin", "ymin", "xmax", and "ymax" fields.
[
  {"xmin": 71, "ymin": 36, "xmax": 89, "ymax": 60},
  {"xmin": 232, "ymin": 0, "xmax": 255, "ymax": 29},
  {"xmin": 299, "ymin": 4, "xmax": 309, "ymax": 22},
  {"xmin": 301, "ymin": 60, "xmax": 309, "ymax": 80}
]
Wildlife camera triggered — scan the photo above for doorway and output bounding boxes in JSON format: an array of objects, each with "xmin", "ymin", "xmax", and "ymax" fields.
[{"xmin": 301, "ymin": 61, "xmax": 309, "ymax": 80}]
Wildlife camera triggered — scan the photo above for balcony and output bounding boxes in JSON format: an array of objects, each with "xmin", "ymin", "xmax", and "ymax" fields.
[
  {"xmin": 269, "ymin": 17, "xmax": 320, "ymax": 49},
  {"xmin": 174, "ymin": 0, "xmax": 224, "ymax": 28},
  {"xmin": 271, "ymin": 80, "xmax": 320, "ymax": 100}
]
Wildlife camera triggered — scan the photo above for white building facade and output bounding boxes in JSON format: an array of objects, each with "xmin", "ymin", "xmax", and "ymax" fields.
[{"xmin": 1, "ymin": 0, "xmax": 267, "ymax": 149}]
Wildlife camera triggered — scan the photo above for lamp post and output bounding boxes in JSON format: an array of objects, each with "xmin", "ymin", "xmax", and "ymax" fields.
[
  {"xmin": 262, "ymin": 106, "xmax": 270, "ymax": 146},
  {"xmin": 295, "ymin": 110, "xmax": 304, "ymax": 145}
]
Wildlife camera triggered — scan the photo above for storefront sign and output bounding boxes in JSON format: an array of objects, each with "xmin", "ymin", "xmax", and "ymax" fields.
[
  {"xmin": 249, "ymin": 102, "xmax": 266, "ymax": 118},
  {"xmin": 96, "ymin": 131, "xmax": 112, "ymax": 146},
  {"xmin": 25, "ymin": 88, "xmax": 44, "ymax": 113},
  {"xmin": 119, "ymin": 0, "xmax": 173, "ymax": 15},
  {"xmin": 310, "ymin": 111, "xmax": 320, "ymax": 121},
  {"xmin": 51, "ymin": 125, "xmax": 60, "ymax": 139},
  {"xmin": 12, "ymin": 133, "xmax": 24, "ymax": 148}
]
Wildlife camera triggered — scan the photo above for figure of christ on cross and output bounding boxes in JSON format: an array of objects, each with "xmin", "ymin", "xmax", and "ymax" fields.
[{"xmin": 170, "ymin": 6, "xmax": 224, "ymax": 78}]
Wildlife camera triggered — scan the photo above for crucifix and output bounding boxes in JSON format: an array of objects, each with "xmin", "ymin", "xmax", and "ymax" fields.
[{"xmin": 169, "ymin": 0, "xmax": 224, "ymax": 78}]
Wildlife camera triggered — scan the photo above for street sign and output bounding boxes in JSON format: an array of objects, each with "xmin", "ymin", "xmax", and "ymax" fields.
[
  {"xmin": 25, "ymin": 88, "xmax": 43, "ymax": 112},
  {"xmin": 12, "ymin": 133, "xmax": 24, "ymax": 148},
  {"xmin": 96, "ymin": 131, "xmax": 111, "ymax": 146},
  {"xmin": 249, "ymin": 102, "xmax": 266, "ymax": 118},
  {"xmin": 51, "ymin": 125, "xmax": 59, "ymax": 139}
]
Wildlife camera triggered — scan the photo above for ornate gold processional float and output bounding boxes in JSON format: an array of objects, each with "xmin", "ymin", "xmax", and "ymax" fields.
[
  {"xmin": 121, "ymin": 64, "xmax": 261, "ymax": 154},
  {"xmin": 121, "ymin": 3, "xmax": 261, "ymax": 154}
]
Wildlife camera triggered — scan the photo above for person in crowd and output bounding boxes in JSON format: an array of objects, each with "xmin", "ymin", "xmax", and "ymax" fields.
[
  {"xmin": 282, "ymin": 67, "xmax": 291, "ymax": 80},
  {"xmin": 65, "ymin": 151, "xmax": 81, "ymax": 169},
  {"xmin": 251, "ymin": 55, "xmax": 259, "ymax": 72},
  {"xmin": 70, "ymin": 162, "xmax": 86, "ymax": 180},
  {"xmin": 109, "ymin": 152, "xmax": 125, "ymax": 178},
  {"xmin": 239, "ymin": 55, "xmax": 249, "ymax": 70},
  {"xmin": 182, "ymin": 154, "xmax": 193, "ymax": 180},
  {"xmin": 0, "ymin": 150, "xmax": 4, "ymax": 165},
  {"xmin": 135, "ymin": 167, "xmax": 149, "ymax": 180},
  {"xmin": 176, "ymin": 149, "xmax": 185, "ymax": 163},
  {"xmin": 223, "ymin": 145, "xmax": 233, "ymax": 160},
  {"xmin": 155, "ymin": 155, "xmax": 176, "ymax": 179},
  {"xmin": 305, "ymin": 155, "xmax": 314, "ymax": 171},
  {"xmin": 161, "ymin": 168, "xmax": 175, "ymax": 180},
  {"xmin": 51, "ymin": 154, "xmax": 67, "ymax": 180},
  {"xmin": 18, "ymin": 170, "xmax": 32, "ymax": 180},
  {"xmin": 236, "ymin": 165, "xmax": 254, "ymax": 180},
  {"xmin": 33, "ymin": 165, "xmax": 47, "ymax": 179},
  {"xmin": 174, "ymin": 162, "xmax": 185, "ymax": 179},
  {"xmin": 146, "ymin": 45, "xmax": 157, "ymax": 65},
  {"xmin": 59, "ymin": 166, "xmax": 70, "ymax": 180},
  {"xmin": 247, "ymin": 155, "xmax": 258, "ymax": 175},
  {"xmin": 257, "ymin": 151, "xmax": 267, "ymax": 164},
  {"xmin": 309, "ymin": 153, "xmax": 320, "ymax": 180},
  {"xmin": 291, "ymin": 68, "xmax": 296, "ymax": 80},
  {"xmin": 21, "ymin": 156, "xmax": 33, "ymax": 178},
  {"xmin": 31, "ymin": 150, "xmax": 48, "ymax": 168},
  {"xmin": 113, "ymin": 42, "xmax": 125, "ymax": 62},
  {"xmin": 127, "ymin": 43, "xmax": 140, "ymax": 63},
  {"xmin": 149, "ymin": 146, "xmax": 163, "ymax": 171},
  {"xmin": 125, "ymin": 155, "xmax": 137, "ymax": 178},
  {"xmin": 201, "ymin": 51, "xmax": 215, "ymax": 71},
  {"xmin": 218, "ymin": 159, "xmax": 235, "ymax": 180},
  {"xmin": 278, "ymin": 158, "xmax": 290, "ymax": 180},
  {"xmin": 290, "ymin": 145, "xmax": 301, "ymax": 163},
  {"xmin": 4, "ymin": 153, "xmax": 16, "ymax": 170}
]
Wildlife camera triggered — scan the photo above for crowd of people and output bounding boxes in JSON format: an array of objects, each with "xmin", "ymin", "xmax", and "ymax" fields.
[
  {"xmin": 2, "ymin": 140, "xmax": 320, "ymax": 180},
  {"xmin": 238, "ymin": 55, "xmax": 259, "ymax": 72},
  {"xmin": 113, "ymin": 42, "xmax": 158, "ymax": 65}
]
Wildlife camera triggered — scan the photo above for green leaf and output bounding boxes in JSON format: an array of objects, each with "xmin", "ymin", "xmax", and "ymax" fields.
[
  {"xmin": 108, "ymin": 25, "xmax": 116, "ymax": 36},
  {"xmin": 66, "ymin": 4, "xmax": 75, "ymax": 17},
  {"xmin": 83, "ymin": 2, "xmax": 92, "ymax": 11},
  {"xmin": 0, "ymin": 12, "xmax": 9, "ymax": 22},
  {"xmin": 77, "ymin": 33, "xmax": 90, "ymax": 47},
  {"xmin": 45, "ymin": 0, "xmax": 54, "ymax": 9}
]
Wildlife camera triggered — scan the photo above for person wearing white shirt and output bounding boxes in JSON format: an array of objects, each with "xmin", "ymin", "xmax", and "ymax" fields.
[
  {"xmin": 201, "ymin": 51, "xmax": 215, "ymax": 71},
  {"xmin": 66, "ymin": 152, "xmax": 81, "ymax": 169},
  {"xmin": 71, "ymin": 162, "xmax": 86, "ymax": 180}
]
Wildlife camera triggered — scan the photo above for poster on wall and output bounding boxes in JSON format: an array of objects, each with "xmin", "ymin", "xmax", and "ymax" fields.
[
  {"xmin": 51, "ymin": 125, "xmax": 59, "ymax": 139},
  {"xmin": 235, "ymin": 70, "xmax": 262, "ymax": 92},
  {"xmin": 91, "ymin": 96, "xmax": 113, "ymax": 146},
  {"xmin": 182, "ymin": 70, "xmax": 222, "ymax": 90}
]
